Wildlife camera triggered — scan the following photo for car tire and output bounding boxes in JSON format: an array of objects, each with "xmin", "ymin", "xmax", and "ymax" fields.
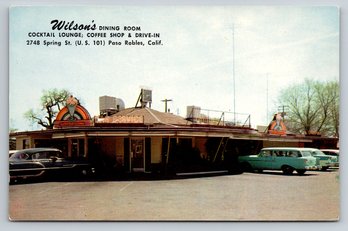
[
  {"xmin": 282, "ymin": 165, "xmax": 294, "ymax": 175},
  {"xmin": 296, "ymin": 169, "xmax": 306, "ymax": 175},
  {"xmin": 81, "ymin": 169, "xmax": 88, "ymax": 176},
  {"xmin": 241, "ymin": 162, "xmax": 253, "ymax": 172},
  {"xmin": 80, "ymin": 167, "xmax": 96, "ymax": 177}
]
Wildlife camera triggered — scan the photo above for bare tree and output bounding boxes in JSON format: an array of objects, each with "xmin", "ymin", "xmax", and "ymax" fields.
[
  {"xmin": 325, "ymin": 81, "xmax": 339, "ymax": 137},
  {"xmin": 25, "ymin": 88, "xmax": 71, "ymax": 129},
  {"xmin": 279, "ymin": 79, "xmax": 339, "ymax": 137}
]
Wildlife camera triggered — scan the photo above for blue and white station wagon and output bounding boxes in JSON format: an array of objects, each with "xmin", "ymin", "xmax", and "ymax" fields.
[
  {"xmin": 238, "ymin": 147, "xmax": 318, "ymax": 175},
  {"xmin": 304, "ymin": 148, "xmax": 338, "ymax": 170}
]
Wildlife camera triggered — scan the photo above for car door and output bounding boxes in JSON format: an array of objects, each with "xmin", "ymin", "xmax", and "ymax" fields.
[
  {"xmin": 32, "ymin": 150, "xmax": 78, "ymax": 178},
  {"xmin": 257, "ymin": 150, "xmax": 275, "ymax": 170},
  {"xmin": 40, "ymin": 150, "xmax": 72, "ymax": 173},
  {"xmin": 31, "ymin": 151, "xmax": 56, "ymax": 173},
  {"xmin": 271, "ymin": 150, "xmax": 286, "ymax": 170}
]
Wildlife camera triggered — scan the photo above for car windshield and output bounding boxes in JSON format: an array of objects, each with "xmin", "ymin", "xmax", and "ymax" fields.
[
  {"xmin": 301, "ymin": 151, "xmax": 312, "ymax": 157},
  {"xmin": 9, "ymin": 152, "xmax": 29, "ymax": 160}
]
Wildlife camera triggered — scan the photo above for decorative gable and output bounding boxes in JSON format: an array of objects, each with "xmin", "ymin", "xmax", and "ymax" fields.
[{"xmin": 53, "ymin": 95, "xmax": 93, "ymax": 128}]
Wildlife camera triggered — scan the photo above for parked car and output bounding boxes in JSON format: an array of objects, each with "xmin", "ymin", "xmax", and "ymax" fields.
[
  {"xmin": 9, "ymin": 150, "xmax": 18, "ymax": 157},
  {"xmin": 9, "ymin": 148, "xmax": 95, "ymax": 182},
  {"xmin": 320, "ymin": 149, "xmax": 339, "ymax": 166},
  {"xmin": 304, "ymin": 148, "xmax": 338, "ymax": 170},
  {"xmin": 238, "ymin": 147, "xmax": 318, "ymax": 175}
]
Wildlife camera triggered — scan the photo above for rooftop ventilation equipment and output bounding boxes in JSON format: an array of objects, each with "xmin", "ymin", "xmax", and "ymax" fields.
[{"xmin": 99, "ymin": 95, "xmax": 125, "ymax": 116}]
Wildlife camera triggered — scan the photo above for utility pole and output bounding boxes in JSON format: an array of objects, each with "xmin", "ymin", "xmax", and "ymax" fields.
[
  {"xmin": 266, "ymin": 74, "xmax": 269, "ymax": 123},
  {"xmin": 161, "ymin": 99, "xmax": 172, "ymax": 113},
  {"xmin": 225, "ymin": 23, "xmax": 237, "ymax": 124},
  {"xmin": 232, "ymin": 23, "xmax": 236, "ymax": 125}
]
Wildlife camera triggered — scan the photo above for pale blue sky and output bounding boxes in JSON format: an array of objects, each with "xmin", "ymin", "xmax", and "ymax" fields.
[{"xmin": 9, "ymin": 6, "xmax": 339, "ymax": 131}]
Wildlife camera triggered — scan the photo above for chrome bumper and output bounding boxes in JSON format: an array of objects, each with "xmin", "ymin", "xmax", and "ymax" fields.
[{"xmin": 305, "ymin": 166, "xmax": 319, "ymax": 170}]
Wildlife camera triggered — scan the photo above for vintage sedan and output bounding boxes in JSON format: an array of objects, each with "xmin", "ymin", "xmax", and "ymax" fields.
[
  {"xmin": 305, "ymin": 148, "xmax": 338, "ymax": 170},
  {"xmin": 238, "ymin": 147, "xmax": 318, "ymax": 175},
  {"xmin": 9, "ymin": 148, "xmax": 95, "ymax": 182},
  {"xmin": 9, "ymin": 150, "xmax": 18, "ymax": 157}
]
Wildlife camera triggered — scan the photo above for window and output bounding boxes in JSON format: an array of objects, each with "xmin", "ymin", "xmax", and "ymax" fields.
[
  {"xmin": 274, "ymin": 150, "xmax": 284, "ymax": 156},
  {"xmin": 22, "ymin": 139, "xmax": 30, "ymax": 149},
  {"xmin": 12, "ymin": 152, "xmax": 29, "ymax": 160},
  {"xmin": 32, "ymin": 152, "xmax": 49, "ymax": 159},
  {"xmin": 260, "ymin": 150, "xmax": 272, "ymax": 157},
  {"xmin": 32, "ymin": 151, "xmax": 61, "ymax": 160},
  {"xmin": 289, "ymin": 151, "xmax": 300, "ymax": 157},
  {"xmin": 301, "ymin": 151, "xmax": 311, "ymax": 157},
  {"xmin": 71, "ymin": 139, "xmax": 85, "ymax": 158}
]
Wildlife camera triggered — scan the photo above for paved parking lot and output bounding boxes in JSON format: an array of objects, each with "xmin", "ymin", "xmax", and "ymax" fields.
[{"xmin": 8, "ymin": 170, "xmax": 339, "ymax": 221}]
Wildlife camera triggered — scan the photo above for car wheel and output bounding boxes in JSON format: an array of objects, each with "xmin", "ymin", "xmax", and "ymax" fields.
[
  {"xmin": 282, "ymin": 166, "xmax": 294, "ymax": 175},
  {"xmin": 296, "ymin": 169, "xmax": 306, "ymax": 175},
  {"xmin": 241, "ymin": 162, "xmax": 253, "ymax": 172},
  {"xmin": 321, "ymin": 166, "xmax": 328, "ymax": 171},
  {"xmin": 81, "ymin": 169, "xmax": 88, "ymax": 176},
  {"xmin": 80, "ymin": 167, "xmax": 96, "ymax": 177}
]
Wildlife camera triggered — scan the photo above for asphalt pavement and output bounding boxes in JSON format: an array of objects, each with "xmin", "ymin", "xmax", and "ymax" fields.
[{"xmin": 8, "ymin": 169, "xmax": 339, "ymax": 221}]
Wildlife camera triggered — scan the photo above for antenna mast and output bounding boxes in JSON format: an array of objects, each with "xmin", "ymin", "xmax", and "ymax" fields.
[
  {"xmin": 232, "ymin": 23, "xmax": 236, "ymax": 125},
  {"xmin": 161, "ymin": 99, "xmax": 173, "ymax": 113}
]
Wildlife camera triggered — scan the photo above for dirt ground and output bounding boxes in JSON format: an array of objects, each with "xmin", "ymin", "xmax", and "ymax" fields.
[{"xmin": 8, "ymin": 169, "xmax": 339, "ymax": 221}]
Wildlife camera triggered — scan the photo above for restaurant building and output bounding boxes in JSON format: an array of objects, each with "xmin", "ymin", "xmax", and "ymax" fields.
[{"xmin": 10, "ymin": 91, "xmax": 338, "ymax": 175}]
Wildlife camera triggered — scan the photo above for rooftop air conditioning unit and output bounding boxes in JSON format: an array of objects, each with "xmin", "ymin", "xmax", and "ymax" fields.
[{"xmin": 99, "ymin": 95, "xmax": 125, "ymax": 116}]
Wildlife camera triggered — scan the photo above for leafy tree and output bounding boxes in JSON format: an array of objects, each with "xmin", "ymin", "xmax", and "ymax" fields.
[
  {"xmin": 25, "ymin": 88, "xmax": 71, "ymax": 129},
  {"xmin": 278, "ymin": 79, "xmax": 339, "ymax": 137}
]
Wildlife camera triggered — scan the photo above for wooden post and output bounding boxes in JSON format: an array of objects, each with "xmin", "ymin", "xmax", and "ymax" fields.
[
  {"xmin": 68, "ymin": 138, "xmax": 72, "ymax": 158},
  {"xmin": 166, "ymin": 137, "xmax": 171, "ymax": 165},
  {"xmin": 165, "ymin": 137, "xmax": 171, "ymax": 174},
  {"xmin": 84, "ymin": 134, "xmax": 88, "ymax": 158}
]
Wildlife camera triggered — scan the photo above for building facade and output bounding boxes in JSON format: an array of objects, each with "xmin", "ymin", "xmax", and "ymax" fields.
[{"xmin": 10, "ymin": 97, "xmax": 338, "ymax": 175}]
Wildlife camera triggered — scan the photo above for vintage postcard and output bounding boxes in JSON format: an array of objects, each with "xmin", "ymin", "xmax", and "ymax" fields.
[{"xmin": 9, "ymin": 6, "xmax": 339, "ymax": 221}]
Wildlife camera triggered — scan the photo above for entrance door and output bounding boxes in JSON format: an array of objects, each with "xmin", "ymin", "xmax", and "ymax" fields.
[{"xmin": 131, "ymin": 139, "xmax": 144, "ymax": 172}]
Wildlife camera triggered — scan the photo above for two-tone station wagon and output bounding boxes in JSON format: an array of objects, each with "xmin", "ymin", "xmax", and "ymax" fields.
[
  {"xmin": 238, "ymin": 147, "xmax": 318, "ymax": 175},
  {"xmin": 320, "ymin": 149, "xmax": 339, "ymax": 166},
  {"xmin": 304, "ymin": 148, "xmax": 338, "ymax": 170}
]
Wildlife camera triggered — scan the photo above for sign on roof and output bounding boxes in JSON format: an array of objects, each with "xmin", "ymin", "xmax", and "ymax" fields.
[{"xmin": 96, "ymin": 115, "xmax": 144, "ymax": 124}]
